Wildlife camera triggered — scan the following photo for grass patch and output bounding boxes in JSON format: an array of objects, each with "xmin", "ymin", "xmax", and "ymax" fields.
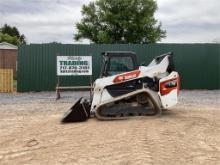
[{"xmin": 13, "ymin": 80, "xmax": 17, "ymax": 91}]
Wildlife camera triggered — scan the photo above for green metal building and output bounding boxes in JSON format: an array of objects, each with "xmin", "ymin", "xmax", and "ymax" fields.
[{"xmin": 17, "ymin": 43, "xmax": 220, "ymax": 92}]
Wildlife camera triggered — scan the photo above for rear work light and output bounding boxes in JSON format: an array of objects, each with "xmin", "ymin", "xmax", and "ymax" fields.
[
  {"xmin": 160, "ymin": 76, "xmax": 180, "ymax": 96},
  {"xmin": 113, "ymin": 70, "xmax": 140, "ymax": 83}
]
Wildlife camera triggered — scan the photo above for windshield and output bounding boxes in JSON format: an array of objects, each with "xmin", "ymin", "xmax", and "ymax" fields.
[{"xmin": 107, "ymin": 56, "xmax": 135, "ymax": 76}]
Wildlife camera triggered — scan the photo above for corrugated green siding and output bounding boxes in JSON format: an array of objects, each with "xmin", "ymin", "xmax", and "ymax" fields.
[{"xmin": 17, "ymin": 43, "xmax": 220, "ymax": 92}]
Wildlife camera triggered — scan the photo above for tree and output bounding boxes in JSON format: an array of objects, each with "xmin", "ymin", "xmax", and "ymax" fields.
[
  {"xmin": 0, "ymin": 33, "xmax": 20, "ymax": 45},
  {"xmin": 74, "ymin": 0, "xmax": 166, "ymax": 44},
  {"xmin": 0, "ymin": 24, "xmax": 26, "ymax": 45}
]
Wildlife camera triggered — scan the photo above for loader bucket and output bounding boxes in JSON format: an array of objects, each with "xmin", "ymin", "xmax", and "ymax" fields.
[{"xmin": 61, "ymin": 97, "xmax": 91, "ymax": 123}]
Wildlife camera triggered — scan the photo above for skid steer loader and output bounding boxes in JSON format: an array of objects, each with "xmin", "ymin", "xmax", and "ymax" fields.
[{"xmin": 62, "ymin": 51, "xmax": 180, "ymax": 123}]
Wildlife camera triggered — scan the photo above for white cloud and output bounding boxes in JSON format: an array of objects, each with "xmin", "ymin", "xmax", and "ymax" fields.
[
  {"xmin": 0, "ymin": 0, "xmax": 219, "ymax": 43},
  {"xmin": 156, "ymin": 0, "xmax": 220, "ymax": 42},
  {"xmin": 0, "ymin": 0, "xmax": 91, "ymax": 43}
]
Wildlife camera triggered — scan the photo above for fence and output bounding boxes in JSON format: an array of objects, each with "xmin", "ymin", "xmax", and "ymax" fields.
[
  {"xmin": 17, "ymin": 43, "xmax": 220, "ymax": 92},
  {"xmin": 0, "ymin": 69, "xmax": 13, "ymax": 92}
]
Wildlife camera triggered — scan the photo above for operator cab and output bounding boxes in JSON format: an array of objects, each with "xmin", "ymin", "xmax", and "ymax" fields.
[{"xmin": 100, "ymin": 51, "xmax": 138, "ymax": 77}]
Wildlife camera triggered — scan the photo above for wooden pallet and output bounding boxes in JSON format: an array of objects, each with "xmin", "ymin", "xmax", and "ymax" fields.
[{"xmin": 0, "ymin": 69, "xmax": 13, "ymax": 93}]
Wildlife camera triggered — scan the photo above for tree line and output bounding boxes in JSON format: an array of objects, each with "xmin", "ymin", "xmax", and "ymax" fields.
[{"xmin": 0, "ymin": 24, "xmax": 26, "ymax": 46}]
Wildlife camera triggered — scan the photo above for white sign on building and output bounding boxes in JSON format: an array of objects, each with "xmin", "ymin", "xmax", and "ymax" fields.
[{"xmin": 57, "ymin": 56, "xmax": 92, "ymax": 76}]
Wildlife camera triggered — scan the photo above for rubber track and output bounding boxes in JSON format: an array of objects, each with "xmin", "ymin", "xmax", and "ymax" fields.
[{"xmin": 95, "ymin": 88, "xmax": 162, "ymax": 120}]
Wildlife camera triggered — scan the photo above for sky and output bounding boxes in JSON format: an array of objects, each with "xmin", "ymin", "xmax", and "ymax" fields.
[{"xmin": 0, "ymin": 0, "xmax": 219, "ymax": 44}]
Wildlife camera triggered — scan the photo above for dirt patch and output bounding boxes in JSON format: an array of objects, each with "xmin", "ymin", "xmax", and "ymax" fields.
[{"xmin": 0, "ymin": 90, "xmax": 220, "ymax": 165}]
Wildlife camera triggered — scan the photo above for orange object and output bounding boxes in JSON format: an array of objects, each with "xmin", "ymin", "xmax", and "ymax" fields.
[
  {"xmin": 160, "ymin": 76, "xmax": 180, "ymax": 96},
  {"xmin": 113, "ymin": 70, "xmax": 140, "ymax": 83}
]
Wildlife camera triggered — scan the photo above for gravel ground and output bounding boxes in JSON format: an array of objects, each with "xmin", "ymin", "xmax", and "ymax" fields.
[{"xmin": 0, "ymin": 90, "xmax": 220, "ymax": 165}]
